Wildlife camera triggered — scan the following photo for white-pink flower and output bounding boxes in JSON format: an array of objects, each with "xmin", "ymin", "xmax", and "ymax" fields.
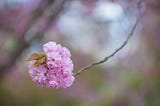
[{"xmin": 28, "ymin": 41, "xmax": 74, "ymax": 88}]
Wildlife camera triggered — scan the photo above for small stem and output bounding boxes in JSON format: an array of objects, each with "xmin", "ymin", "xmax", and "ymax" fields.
[{"xmin": 74, "ymin": 0, "xmax": 143, "ymax": 77}]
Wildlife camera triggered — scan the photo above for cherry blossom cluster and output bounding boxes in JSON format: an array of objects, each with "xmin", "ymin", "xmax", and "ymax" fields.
[{"xmin": 28, "ymin": 41, "xmax": 74, "ymax": 88}]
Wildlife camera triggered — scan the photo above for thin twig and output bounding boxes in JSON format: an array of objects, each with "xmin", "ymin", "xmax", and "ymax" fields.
[{"xmin": 74, "ymin": 0, "xmax": 143, "ymax": 77}]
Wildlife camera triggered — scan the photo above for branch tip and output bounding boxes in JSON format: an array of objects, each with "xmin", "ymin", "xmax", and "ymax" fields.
[{"xmin": 74, "ymin": 0, "xmax": 144, "ymax": 77}]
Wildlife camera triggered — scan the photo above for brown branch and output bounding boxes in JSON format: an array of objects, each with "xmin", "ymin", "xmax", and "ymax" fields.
[
  {"xmin": 0, "ymin": 0, "xmax": 66, "ymax": 79},
  {"xmin": 74, "ymin": 0, "xmax": 143, "ymax": 77}
]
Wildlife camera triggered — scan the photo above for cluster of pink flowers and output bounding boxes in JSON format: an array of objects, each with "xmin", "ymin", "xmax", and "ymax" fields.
[{"xmin": 28, "ymin": 41, "xmax": 75, "ymax": 88}]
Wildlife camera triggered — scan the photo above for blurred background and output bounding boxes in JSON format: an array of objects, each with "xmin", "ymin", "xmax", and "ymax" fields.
[{"xmin": 0, "ymin": 0, "xmax": 160, "ymax": 106}]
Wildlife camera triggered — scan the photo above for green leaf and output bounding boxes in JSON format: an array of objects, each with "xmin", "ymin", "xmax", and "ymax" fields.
[
  {"xmin": 34, "ymin": 61, "xmax": 41, "ymax": 67},
  {"xmin": 41, "ymin": 52, "xmax": 46, "ymax": 57},
  {"xmin": 34, "ymin": 56, "xmax": 46, "ymax": 67}
]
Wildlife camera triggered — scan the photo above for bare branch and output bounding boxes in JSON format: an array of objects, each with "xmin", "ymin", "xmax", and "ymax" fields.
[
  {"xmin": 0, "ymin": 0, "xmax": 66, "ymax": 79},
  {"xmin": 74, "ymin": 0, "xmax": 143, "ymax": 77}
]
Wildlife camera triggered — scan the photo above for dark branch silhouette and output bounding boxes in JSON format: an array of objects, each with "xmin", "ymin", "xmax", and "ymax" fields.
[{"xmin": 0, "ymin": 0, "xmax": 66, "ymax": 79}]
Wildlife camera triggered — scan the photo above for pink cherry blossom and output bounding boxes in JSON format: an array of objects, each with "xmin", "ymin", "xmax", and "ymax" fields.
[{"xmin": 28, "ymin": 41, "xmax": 74, "ymax": 88}]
